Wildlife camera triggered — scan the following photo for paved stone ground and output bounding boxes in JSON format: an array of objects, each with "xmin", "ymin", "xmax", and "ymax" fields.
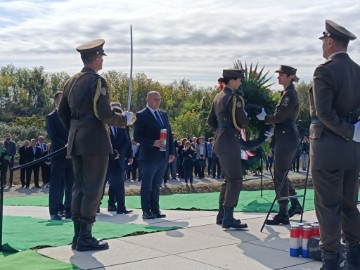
[{"xmin": 1, "ymin": 169, "xmax": 329, "ymax": 270}]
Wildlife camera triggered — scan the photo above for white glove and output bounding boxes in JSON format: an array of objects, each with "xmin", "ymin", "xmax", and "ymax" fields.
[
  {"xmin": 256, "ymin": 108, "xmax": 267, "ymax": 121},
  {"xmin": 352, "ymin": 121, "xmax": 360, "ymax": 142},
  {"xmin": 122, "ymin": 111, "xmax": 135, "ymax": 126},
  {"xmin": 264, "ymin": 127, "xmax": 274, "ymax": 140}
]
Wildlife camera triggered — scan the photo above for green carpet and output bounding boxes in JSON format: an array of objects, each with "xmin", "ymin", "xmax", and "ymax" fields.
[
  {"xmin": 0, "ymin": 250, "xmax": 79, "ymax": 270},
  {"xmin": 4, "ymin": 189, "xmax": 323, "ymax": 212},
  {"xmin": 1, "ymin": 216, "xmax": 179, "ymax": 252}
]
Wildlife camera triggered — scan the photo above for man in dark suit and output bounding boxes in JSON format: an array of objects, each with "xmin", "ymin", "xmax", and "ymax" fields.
[
  {"xmin": 3, "ymin": 133, "xmax": 16, "ymax": 188},
  {"xmin": 18, "ymin": 140, "xmax": 30, "ymax": 187},
  {"xmin": 58, "ymin": 39, "xmax": 134, "ymax": 251},
  {"xmin": 46, "ymin": 91, "xmax": 74, "ymax": 220},
  {"xmin": 107, "ymin": 121, "xmax": 133, "ymax": 214},
  {"xmin": 310, "ymin": 20, "xmax": 360, "ymax": 269},
  {"xmin": 37, "ymin": 135, "xmax": 49, "ymax": 185},
  {"xmin": 25, "ymin": 138, "xmax": 42, "ymax": 188},
  {"xmin": 134, "ymin": 91, "xmax": 175, "ymax": 219}
]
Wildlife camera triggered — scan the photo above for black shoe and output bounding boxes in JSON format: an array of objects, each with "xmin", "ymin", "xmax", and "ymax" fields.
[
  {"xmin": 117, "ymin": 209, "xmax": 133, "ymax": 214},
  {"xmin": 288, "ymin": 206, "xmax": 303, "ymax": 218},
  {"xmin": 76, "ymin": 236, "xmax": 109, "ymax": 251},
  {"xmin": 50, "ymin": 214, "xmax": 62, "ymax": 220},
  {"xmin": 35, "ymin": 185, "xmax": 41, "ymax": 188},
  {"xmin": 152, "ymin": 212, "xmax": 166, "ymax": 218},
  {"xmin": 266, "ymin": 214, "xmax": 290, "ymax": 225},
  {"xmin": 65, "ymin": 211, "xmax": 72, "ymax": 219},
  {"xmin": 222, "ymin": 218, "xmax": 248, "ymax": 229},
  {"xmin": 107, "ymin": 205, "xmax": 117, "ymax": 212},
  {"xmin": 142, "ymin": 212, "xmax": 155, "ymax": 219}
]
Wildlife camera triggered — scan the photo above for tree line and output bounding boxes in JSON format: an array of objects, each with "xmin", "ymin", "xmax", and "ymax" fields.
[{"xmin": 0, "ymin": 64, "xmax": 311, "ymax": 146}]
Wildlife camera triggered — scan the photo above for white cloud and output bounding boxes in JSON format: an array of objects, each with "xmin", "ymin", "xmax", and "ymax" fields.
[{"xmin": 0, "ymin": 0, "xmax": 360, "ymax": 89}]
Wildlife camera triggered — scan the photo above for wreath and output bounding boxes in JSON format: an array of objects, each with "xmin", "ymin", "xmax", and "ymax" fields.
[{"xmin": 233, "ymin": 61, "xmax": 276, "ymax": 150}]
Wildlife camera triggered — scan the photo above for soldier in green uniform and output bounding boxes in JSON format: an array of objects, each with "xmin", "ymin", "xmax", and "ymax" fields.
[
  {"xmin": 58, "ymin": 39, "xmax": 134, "ymax": 251},
  {"xmin": 310, "ymin": 20, "xmax": 360, "ymax": 269},
  {"xmin": 207, "ymin": 69, "xmax": 249, "ymax": 229},
  {"xmin": 257, "ymin": 65, "xmax": 302, "ymax": 225}
]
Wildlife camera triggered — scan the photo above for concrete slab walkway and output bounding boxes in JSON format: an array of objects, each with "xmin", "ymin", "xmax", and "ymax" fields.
[{"xmin": 4, "ymin": 205, "xmax": 323, "ymax": 270}]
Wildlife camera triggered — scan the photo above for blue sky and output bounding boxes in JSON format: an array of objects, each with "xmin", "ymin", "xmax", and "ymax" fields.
[{"xmin": 1, "ymin": 0, "xmax": 359, "ymax": 89}]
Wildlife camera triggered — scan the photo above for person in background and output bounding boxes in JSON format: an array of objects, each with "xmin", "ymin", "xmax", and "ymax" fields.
[
  {"xmin": 25, "ymin": 138, "xmax": 42, "ymax": 188},
  {"xmin": 300, "ymin": 135, "xmax": 309, "ymax": 171},
  {"xmin": 18, "ymin": 140, "xmax": 30, "ymax": 188},
  {"xmin": 182, "ymin": 141, "xmax": 195, "ymax": 186},
  {"xmin": 4, "ymin": 133, "xmax": 16, "ymax": 188},
  {"xmin": 206, "ymin": 137, "xmax": 213, "ymax": 177}
]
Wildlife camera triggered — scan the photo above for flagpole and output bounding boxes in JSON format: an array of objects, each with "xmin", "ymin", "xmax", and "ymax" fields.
[{"xmin": 127, "ymin": 25, "xmax": 133, "ymax": 111}]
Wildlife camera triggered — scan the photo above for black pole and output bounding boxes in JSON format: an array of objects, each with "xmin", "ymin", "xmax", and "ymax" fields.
[
  {"xmin": 12, "ymin": 146, "xmax": 66, "ymax": 171},
  {"xmin": 0, "ymin": 156, "xmax": 4, "ymax": 251},
  {"xmin": 260, "ymin": 137, "xmax": 303, "ymax": 232},
  {"xmin": 300, "ymin": 155, "xmax": 311, "ymax": 222}
]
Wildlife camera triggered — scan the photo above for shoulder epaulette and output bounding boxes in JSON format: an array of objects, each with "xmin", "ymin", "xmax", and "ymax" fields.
[{"xmin": 319, "ymin": 59, "xmax": 333, "ymax": 66}]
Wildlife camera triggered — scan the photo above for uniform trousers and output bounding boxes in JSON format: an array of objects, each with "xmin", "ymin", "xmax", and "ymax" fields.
[
  {"xmin": 312, "ymin": 169, "xmax": 360, "ymax": 253},
  {"xmin": 71, "ymin": 155, "xmax": 108, "ymax": 224},
  {"xmin": 217, "ymin": 153, "xmax": 243, "ymax": 207},
  {"xmin": 273, "ymin": 147, "xmax": 297, "ymax": 205}
]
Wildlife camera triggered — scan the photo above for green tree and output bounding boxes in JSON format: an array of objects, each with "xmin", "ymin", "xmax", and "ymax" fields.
[{"xmin": 296, "ymin": 82, "xmax": 311, "ymax": 135}]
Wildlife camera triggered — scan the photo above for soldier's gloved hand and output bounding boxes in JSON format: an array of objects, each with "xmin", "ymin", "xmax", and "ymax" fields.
[
  {"xmin": 352, "ymin": 121, "xmax": 360, "ymax": 142},
  {"xmin": 122, "ymin": 111, "xmax": 136, "ymax": 125},
  {"xmin": 256, "ymin": 108, "xmax": 267, "ymax": 121}
]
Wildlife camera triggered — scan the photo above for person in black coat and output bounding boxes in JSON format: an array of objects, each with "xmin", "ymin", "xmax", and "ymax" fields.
[
  {"xmin": 182, "ymin": 141, "xmax": 195, "ymax": 185},
  {"xmin": 18, "ymin": 140, "xmax": 30, "ymax": 187},
  {"xmin": 107, "ymin": 123, "xmax": 133, "ymax": 214},
  {"xmin": 25, "ymin": 139, "xmax": 42, "ymax": 188},
  {"xmin": 46, "ymin": 91, "xmax": 74, "ymax": 220}
]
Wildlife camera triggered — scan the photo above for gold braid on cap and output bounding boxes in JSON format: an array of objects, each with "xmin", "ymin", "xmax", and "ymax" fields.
[
  {"xmin": 231, "ymin": 95, "xmax": 245, "ymax": 132},
  {"xmin": 93, "ymin": 78, "xmax": 102, "ymax": 119}
]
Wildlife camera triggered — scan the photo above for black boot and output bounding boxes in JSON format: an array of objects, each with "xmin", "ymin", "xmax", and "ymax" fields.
[
  {"xmin": 288, "ymin": 198, "xmax": 303, "ymax": 217},
  {"xmin": 216, "ymin": 204, "xmax": 224, "ymax": 225},
  {"xmin": 320, "ymin": 251, "xmax": 340, "ymax": 270},
  {"xmin": 76, "ymin": 223, "xmax": 109, "ymax": 251},
  {"xmin": 71, "ymin": 221, "xmax": 80, "ymax": 250},
  {"xmin": 346, "ymin": 243, "xmax": 360, "ymax": 269},
  {"xmin": 266, "ymin": 204, "xmax": 290, "ymax": 225},
  {"xmin": 222, "ymin": 206, "xmax": 248, "ymax": 229}
]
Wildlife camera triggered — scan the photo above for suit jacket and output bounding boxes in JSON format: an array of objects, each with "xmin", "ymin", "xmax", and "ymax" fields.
[
  {"xmin": 18, "ymin": 145, "xmax": 27, "ymax": 164},
  {"xmin": 310, "ymin": 53, "xmax": 360, "ymax": 170},
  {"xmin": 58, "ymin": 67, "xmax": 127, "ymax": 156},
  {"xmin": 108, "ymin": 126, "xmax": 132, "ymax": 171},
  {"xmin": 207, "ymin": 87, "xmax": 248, "ymax": 155},
  {"xmin": 4, "ymin": 140, "xmax": 16, "ymax": 159},
  {"xmin": 25, "ymin": 146, "xmax": 42, "ymax": 163},
  {"xmin": 46, "ymin": 109, "xmax": 69, "ymax": 159},
  {"xmin": 265, "ymin": 83, "xmax": 300, "ymax": 150},
  {"xmin": 133, "ymin": 107, "xmax": 175, "ymax": 162}
]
